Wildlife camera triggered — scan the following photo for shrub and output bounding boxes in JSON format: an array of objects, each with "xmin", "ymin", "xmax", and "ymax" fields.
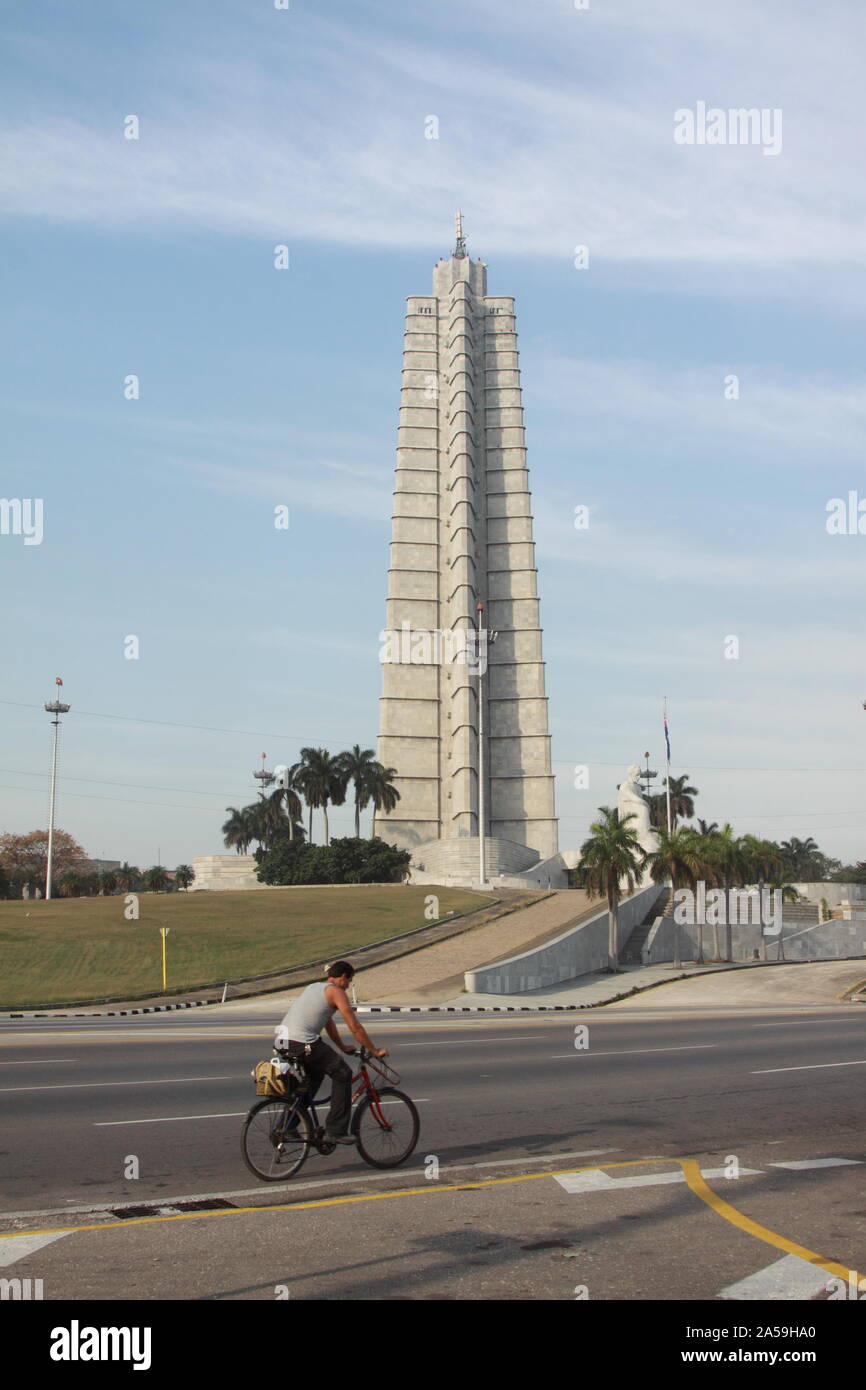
[{"xmin": 255, "ymin": 837, "xmax": 411, "ymax": 886}]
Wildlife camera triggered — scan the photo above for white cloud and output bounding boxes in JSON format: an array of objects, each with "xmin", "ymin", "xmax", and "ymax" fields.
[{"xmin": 1, "ymin": 1, "xmax": 864, "ymax": 303}]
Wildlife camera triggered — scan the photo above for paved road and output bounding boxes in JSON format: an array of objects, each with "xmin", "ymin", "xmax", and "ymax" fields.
[{"xmin": 1, "ymin": 1005, "xmax": 865, "ymax": 1300}]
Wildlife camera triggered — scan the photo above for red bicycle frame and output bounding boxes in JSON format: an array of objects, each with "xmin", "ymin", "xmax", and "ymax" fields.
[{"xmin": 351, "ymin": 1060, "xmax": 392, "ymax": 1129}]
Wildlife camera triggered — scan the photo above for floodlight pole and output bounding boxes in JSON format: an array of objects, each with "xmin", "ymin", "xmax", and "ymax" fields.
[
  {"xmin": 253, "ymin": 751, "xmax": 275, "ymax": 798},
  {"xmin": 44, "ymin": 681, "xmax": 71, "ymax": 900}
]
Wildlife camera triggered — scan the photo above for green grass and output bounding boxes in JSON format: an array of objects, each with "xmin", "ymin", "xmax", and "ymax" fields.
[{"xmin": 0, "ymin": 886, "xmax": 495, "ymax": 1008}]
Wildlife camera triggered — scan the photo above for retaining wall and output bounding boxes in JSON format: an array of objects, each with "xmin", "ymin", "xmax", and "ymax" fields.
[{"xmin": 464, "ymin": 881, "xmax": 668, "ymax": 994}]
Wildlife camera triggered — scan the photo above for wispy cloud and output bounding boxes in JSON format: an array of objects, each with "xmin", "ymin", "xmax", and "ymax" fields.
[
  {"xmin": 1, "ymin": 2, "xmax": 864, "ymax": 302},
  {"xmin": 527, "ymin": 357, "xmax": 866, "ymax": 461},
  {"xmin": 176, "ymin": 457, "xmax": 390, "ymax": 522}
]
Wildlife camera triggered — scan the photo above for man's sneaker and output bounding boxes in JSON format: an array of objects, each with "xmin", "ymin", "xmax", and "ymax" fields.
[{"xmin": 324, "ymin": 1133, "xmax": 357, "ymax": 1145}]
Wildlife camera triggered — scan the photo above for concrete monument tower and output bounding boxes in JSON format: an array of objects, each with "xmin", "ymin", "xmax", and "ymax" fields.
[{"xmin": 375, "ymin": 217, "xmax": 558, "ymax": 883}]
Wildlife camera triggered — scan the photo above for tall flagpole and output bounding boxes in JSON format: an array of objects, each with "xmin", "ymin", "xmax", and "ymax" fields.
[{"xmin": 664, "ymin": 697, "xmax": 672, "ymax": 835}]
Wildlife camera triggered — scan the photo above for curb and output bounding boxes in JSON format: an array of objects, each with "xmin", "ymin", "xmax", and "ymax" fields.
[
  {"xmin": 6, "ymin": 1000, "xmax": 215, "ymax": 1019},
  {"xmin": 359, "ymin": 1003, "xmax": 586, "ymax": 1013}
]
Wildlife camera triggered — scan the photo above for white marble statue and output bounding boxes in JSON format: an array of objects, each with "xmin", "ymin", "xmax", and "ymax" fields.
[{"xmin": 617, "ymin": 764, "xmax": 659, "ymax": 856}]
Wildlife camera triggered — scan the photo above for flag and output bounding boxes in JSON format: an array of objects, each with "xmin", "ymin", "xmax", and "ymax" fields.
[
  {"xmin": 55, "ymin": 677, "xmax": 63, "ymax": 687},
  {"xmin": 664, "ymin": 709, "xmax": 671, "ymax": 762}
]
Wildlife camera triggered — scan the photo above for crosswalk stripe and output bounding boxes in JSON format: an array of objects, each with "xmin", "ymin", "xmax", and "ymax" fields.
[
  {"xmin": 718, "ymin": 1253, "xmax": 834, "ymax": 1301},
  {"xmin": 769, "ymin": 1157, "xmax": 863, "ymax": 1170},
  {"xmin": 554, "ymin": 1165, "xmax": 763, "ymax": 1194},
  {"xmin": 0, "ymin": 1232, "xmax": 70, "ymax": 1268}
]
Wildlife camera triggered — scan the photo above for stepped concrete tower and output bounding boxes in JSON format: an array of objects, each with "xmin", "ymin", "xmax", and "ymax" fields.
[{"xmin": 374, "ymin": 216, "xmax": 558, "ymax": 882}]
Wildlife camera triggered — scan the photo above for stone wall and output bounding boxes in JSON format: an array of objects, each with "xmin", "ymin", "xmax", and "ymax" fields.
[
  {"xmin": 191, "ymin": 855, "xmax": 271, "ymax": 891},
  {"xmin": 464, "ymin": 882, "xmax": 668, "ymax": 993},
  {"xmin": 643, "ymin": 914, "xmax": 866, "ymax": 964}
]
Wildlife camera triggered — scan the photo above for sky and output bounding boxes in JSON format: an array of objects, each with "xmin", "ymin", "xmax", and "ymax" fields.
[{"xmin": 1, "ymin": 0, "xmax": 865, "ymax": 869}]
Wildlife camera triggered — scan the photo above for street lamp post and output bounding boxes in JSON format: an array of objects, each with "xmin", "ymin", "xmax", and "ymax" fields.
[{"xmin": 44, "ymin": 678, "xmax": 71, "ymax": 900}]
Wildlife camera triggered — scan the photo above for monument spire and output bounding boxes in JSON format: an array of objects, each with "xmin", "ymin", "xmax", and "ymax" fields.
[{"xmin": 454, "ymin": 210, "xmax": 467, "ymax": 259}]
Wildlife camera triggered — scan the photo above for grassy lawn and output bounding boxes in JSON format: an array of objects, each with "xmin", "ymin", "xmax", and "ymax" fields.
[{"xmin": 0, "ymin": 886, "xmax": 494, "ymax": 1008}]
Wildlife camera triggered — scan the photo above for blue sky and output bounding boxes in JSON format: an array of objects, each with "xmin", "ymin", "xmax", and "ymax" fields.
[{"xmin": 2, "ymin": 0, "xmax": 865, "ymax": 868}]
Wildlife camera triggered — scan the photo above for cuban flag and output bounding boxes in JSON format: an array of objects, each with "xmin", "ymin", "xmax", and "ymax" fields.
[
  {"xmin": 664, "ymin": 709, "xmax": 671, "ymax": 761},
  {"xmin": 55, "ymin": 677, "xmax": 63, "ymax": 687}
]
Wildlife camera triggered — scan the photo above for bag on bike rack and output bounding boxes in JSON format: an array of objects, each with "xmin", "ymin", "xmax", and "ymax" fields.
[{"xmin": 252, "ymin": 1060, "xmax": 298, "ymax": 1098}]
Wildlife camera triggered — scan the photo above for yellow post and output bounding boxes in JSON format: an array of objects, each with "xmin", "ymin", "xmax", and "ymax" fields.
[{"xmin": 160, "ymin": 927, "xmax": 169, "ymax": 991}]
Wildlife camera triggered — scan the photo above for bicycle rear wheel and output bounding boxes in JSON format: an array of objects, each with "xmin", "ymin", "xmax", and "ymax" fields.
[
  {"xmin": 352, "ymin": 1088, "xmax": 419, "ymax": 1168},
  {"xmin": 241, "ymin": 1097, "xmax": 312, "ymax": 1181}
]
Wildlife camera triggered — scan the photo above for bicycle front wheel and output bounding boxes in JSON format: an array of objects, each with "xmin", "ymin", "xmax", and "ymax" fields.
[
  {"xmin": 241, "ymin": 1097, "xmax": 312, "ymax": 1182},
  {"xmin": 352, "ymin": 1088, "xmax": 419, "ymax": 1168}
]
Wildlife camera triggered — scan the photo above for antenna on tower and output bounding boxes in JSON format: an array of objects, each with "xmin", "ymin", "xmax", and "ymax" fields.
[{"xmin": 454, "ymin": 211, "xmax": 466, "ymax": 259}]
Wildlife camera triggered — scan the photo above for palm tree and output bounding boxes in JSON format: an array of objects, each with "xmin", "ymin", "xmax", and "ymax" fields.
[
  {"xmin": 340, "ymin": 745, "xmax": 378, "ymax": 838},
  {"xmin": 366, "ymin": 762, "xmax": 400, "ymax": 837},
  {"xmin": 294, "ymin": 748, "xmax": 349, "ymax": 846},
  {"xmin": 174, "ymin": 865, "xmax": 195, "ymax": 891},
  {"xmin": 739, "ymin": 835, "xmax": 784, "ymax": 958},
  {"xmin": 779, "ymin": 837, "xmax": 818, "ymax": 880},
  {"xmin": 272, "ymin": 766, "xmax": 304, "ymax": 842},
  {"xmin": 578, "ymin": 806, "xmax": 646, "ymax": 971},
  {"xmin": 666, "ymin": 775, "xmax": 698, "ymax": 830},
  {"xmin": 703, "ymin": 824, "xmax": 747, "ymax": 961},
  {"xmin": 765, "ymin": 874, "xmax": 799, "ymax": 960},
  {"xmin": 143, "ymin": 866, "xmax": 170, "ymax": 892},
  {"xmin": 115, "ymin": 863, "xmax": 140, "ymax": 892},
  {"xmin": 222, "ymin": 806, "xmax": 256, "ymax": 855},
  {"xmin": 697, "ymin": 819, "xmax": 719, "ymax": 836},
  {"xmin": 645, "ymin": 827, "xmax": 706, "ymax": 968}
]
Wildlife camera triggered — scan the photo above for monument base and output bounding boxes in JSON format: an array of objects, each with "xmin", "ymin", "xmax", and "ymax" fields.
[{"xmin": 407, "ymin": 837, "xmax": 574, "ymax": 889}]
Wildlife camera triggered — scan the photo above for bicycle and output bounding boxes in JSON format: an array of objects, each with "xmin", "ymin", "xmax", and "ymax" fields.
[{"xmin": 240, "ymin": 1045, "xmax": 420, "ymax": 1182}]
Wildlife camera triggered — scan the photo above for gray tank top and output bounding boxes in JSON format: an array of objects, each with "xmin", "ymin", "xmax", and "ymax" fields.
[{"xmin": 280, "ymin": 982, "xmax": 336, "ymax": 1044}]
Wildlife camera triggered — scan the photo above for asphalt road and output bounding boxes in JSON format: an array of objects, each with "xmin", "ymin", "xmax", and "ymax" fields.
[{"xmin": 1, "ymin": 1003, "xmax": 865, "ymax": 1300}]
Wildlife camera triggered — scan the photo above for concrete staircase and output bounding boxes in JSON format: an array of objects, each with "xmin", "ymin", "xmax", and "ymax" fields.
[
  {"xmin": 781, "ymin": 901, "xmax": 820, "ymax": 925},
  {"xmin": 621, "ymin": 889, "xmax": 673, "ymax": 964}
]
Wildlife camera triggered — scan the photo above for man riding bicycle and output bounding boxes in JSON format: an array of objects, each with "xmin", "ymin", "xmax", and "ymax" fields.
[{"xmin": 277, "ymin": 960, "xmax": 387, "ymax": 1145}]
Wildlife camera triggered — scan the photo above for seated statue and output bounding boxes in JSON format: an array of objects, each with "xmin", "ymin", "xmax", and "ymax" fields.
[{"xmin": 617, "ymin": 763, "xmax": 658, "ymax": 852}]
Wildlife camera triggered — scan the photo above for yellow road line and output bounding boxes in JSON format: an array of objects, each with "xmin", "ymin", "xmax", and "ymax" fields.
[
  {"xmin": 680, "ymin": 1159, "xmax": 863, "ymax": 1285},
  {"xmin": 0, "ymin": 1157, "xmax": 667, "ymax": 1239},
  {"xmin": 2, "ymin": 1152, "xmax": 863, "ymax": 1292}
]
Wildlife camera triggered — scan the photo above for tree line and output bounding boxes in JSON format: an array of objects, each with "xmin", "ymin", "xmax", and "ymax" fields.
[
  {"xmin": 578, "ymin": 774, "xmax": 866, "ymax": 972},
  {"xmin": 0, "ymin": 831, "xmax": 194, "ymax": 898},
  {"xmin": 222, "ymin": 745, "xmax": 400, "ymax": 854}
]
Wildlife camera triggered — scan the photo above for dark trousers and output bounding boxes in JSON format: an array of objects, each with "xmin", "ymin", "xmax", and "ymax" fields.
[{"xmin": 287, "ymin": 1038, "xmax": 352, "ymax": 1136}]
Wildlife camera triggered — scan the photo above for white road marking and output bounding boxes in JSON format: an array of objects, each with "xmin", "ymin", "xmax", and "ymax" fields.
[
  {"xmin": 0, "ymin": 1059, "xmax": 73, "ymax": 1065},
  {"xmin": 752, "ymin": 1059, "xmax": 866, "ymax": 1074},
  {"xmin": 554, "ymin": 1164, "xmax": 763, "ymax": 1194},
  {"xmin": 95, "ymin": 1099, "xmax": 432, "ymax": 1126},
  {"xmin": 550, "ymin": 1045, "xmax": 718, "ymax": 1059},
  {"xmin": 752, "ymin": 1019, "xmax": 866, "ymax": 1028},
  {"xmin": 768, "ymin": 1157, "xmax": 863, "ymax": 1170},
  {"xmin": 718, "ymin": 1254, "xmax": 834, "ymax": 1301},
  {"xmin": 0, "ymin": 1148, "xmax": 622, "ymax": 1223},
  {"xmin": 0, "ymin": 1231, "xmax": 71, "ymax": 1266},
  {"xmin": 0, "ymin": 1075, "xmax": 238, "ymax": 1093},
  {"xmin": 96, "ymin": 1112, "xmax": 247, "ymax": 1126},
  {"xmin": 397, "ymin": 1035, "xmax": 548, "ymax": 1047}
]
